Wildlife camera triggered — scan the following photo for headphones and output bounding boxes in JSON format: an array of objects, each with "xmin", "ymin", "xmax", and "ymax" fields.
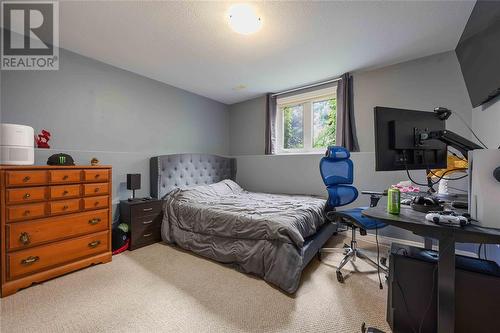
[{"xmin": 411, "ymin": 196, "xmax": 443, "ymax": 213}]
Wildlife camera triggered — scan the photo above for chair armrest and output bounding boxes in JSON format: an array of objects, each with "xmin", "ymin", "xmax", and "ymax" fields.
[
  {"xmin": 361, "ymin": 190, "xmax": 387, "ymax": 208},
  {"xmin": 360, "ymin": 190, "xmax": 387, "ymax": 196}
]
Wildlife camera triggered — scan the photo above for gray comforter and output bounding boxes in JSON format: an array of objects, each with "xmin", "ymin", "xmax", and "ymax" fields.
[{"xmin": 161, "ymin": 180, "xmax": 326, "ymax": 293}]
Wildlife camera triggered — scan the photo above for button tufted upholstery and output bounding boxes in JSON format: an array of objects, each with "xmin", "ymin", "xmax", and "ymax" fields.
[{"xmin": 150, "ymin": 154, "xmax": 237, "ymax": 199}]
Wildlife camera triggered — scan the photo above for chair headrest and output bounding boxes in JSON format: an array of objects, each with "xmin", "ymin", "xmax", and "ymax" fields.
[{"xmin": 324, "ymin": 146, "xmax": 350, "ymax": 160}]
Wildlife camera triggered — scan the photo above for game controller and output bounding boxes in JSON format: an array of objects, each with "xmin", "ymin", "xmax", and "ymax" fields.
[{"xmin": 425, "ymin": 211, "xmax": 470, "ymax": 227}]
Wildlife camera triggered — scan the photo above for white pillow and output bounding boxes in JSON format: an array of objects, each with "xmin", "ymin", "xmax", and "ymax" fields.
[{"xmin": 221, "ymin": 179, "xmax": 244, "ymax": 194}]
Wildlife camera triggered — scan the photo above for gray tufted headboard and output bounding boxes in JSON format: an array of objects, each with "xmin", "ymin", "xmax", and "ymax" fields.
[{"xmin": 150, "ymin": 154, "xmax": 237, "ymax": 199}]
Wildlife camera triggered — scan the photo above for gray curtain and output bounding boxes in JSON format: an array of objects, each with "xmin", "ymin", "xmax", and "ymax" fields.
[
  {"xmin": 265, "ymin": 93, "xmax": 277, "ymax": 155},
  {"xmin": 336, "ymin": 73, "xmax": 360, "ymax": 152}
]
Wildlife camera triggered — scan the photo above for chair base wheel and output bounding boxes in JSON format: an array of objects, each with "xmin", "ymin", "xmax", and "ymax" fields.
[{"xmin": 336, "ymin": 271, "xmax": 344, "ymax": 283}]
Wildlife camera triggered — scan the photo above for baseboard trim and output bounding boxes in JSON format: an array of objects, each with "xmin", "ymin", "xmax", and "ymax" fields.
[{"xmin": 342, "ymin": 228, "xmax": 478, "ymax": 258}]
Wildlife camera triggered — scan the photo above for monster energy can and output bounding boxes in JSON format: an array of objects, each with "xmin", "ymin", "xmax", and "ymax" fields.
[{"xmin": 387, "ymin": 187, "xmax": 401, "ymax": 215}]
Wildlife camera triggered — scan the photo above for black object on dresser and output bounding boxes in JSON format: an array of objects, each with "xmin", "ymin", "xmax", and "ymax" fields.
[
  {"xmin": 126, "ymin": 174, "xmax": 141, "ymax": 200},
  {"xmin": 119, "ymin": 199, "xmax": 163, "ymax": 250}
]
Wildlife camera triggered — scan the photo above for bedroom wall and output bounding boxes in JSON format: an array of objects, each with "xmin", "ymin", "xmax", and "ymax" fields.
[
  {"xmin": 229, "ymin": 52, "xmax": 474, "ymax": 201},
  {"xmin": 229, "ymin": 51, "xmax": 473, "ymax": 155},
  {"xmin": 229, "ymin": 96, "xmax": 267, "ymax": 155},
  {"xmin": 1, "ymin": 48, "xmax": 230, "ymax": 218},
  {"xmin": 230, "ymin": 51, "xmax": 474, "ymax": 242},
  {"xmin": 354, "ymin": 50, "xmax": 472, "ymax": 151}
]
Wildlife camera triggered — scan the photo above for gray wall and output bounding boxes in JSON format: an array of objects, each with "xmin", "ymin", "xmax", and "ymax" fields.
[
  {"xmin": 229, "ymin": 51, "xmax": 474, "ymax": 155},
  {"xmin": 229, "ymin": 96, "xmax": 266, "ymax": 155},
  {"xmin": 228, "ymin": 51, "xmax": 474, "ymax": 207},
  {"xmin": 354, "ymin": 51, "xmax": 472, "ymax": 151},
  {"xmin": 229, "ymin": 51, "xmax": 474, "ymax": 242},
  {"xmin": 1, "ymin": 48, "xmax": 230, "ymax": 216}
]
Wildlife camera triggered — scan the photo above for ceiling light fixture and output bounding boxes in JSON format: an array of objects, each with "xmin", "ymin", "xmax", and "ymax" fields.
[{"xmin": 227, "ymin": 4, "xmax": 262, "ymax": 35}]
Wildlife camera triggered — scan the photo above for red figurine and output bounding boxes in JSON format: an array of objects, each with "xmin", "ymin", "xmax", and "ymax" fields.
[{"xmin": 35, "ymin": 129, "xmax": 51, "ymax": 149}]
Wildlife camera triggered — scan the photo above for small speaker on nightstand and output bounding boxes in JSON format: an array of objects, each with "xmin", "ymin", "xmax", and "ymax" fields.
[{"xmin": 127, "ymin": 174, "xmax": 141, "ymax": 200}]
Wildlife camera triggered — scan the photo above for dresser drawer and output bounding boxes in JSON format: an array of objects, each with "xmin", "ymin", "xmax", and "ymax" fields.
[
  {"xmin": 131, "ymin": 200, "xmax": 162, "ymax": 217},
  {"xmin": 83, "ymin": 170, "xmax": 109, "ymax": 182},
  {"xmin": 133, "ymin": 214, "xmax": 162, "ymax": 230},
  {"xmin": 6, "ymin": 171, "xmax": 48, "ymax": 187},
  {"xmin": 131, "ymin": 225, "xmax": 161, "ymax": 250},
  {"xmin": 7, "ymin": 231, "xmax": 109, "ymax": 280},
  {"xmin": 6, "ymin": 210, "xmax": 109, "ymax": 251},
  {"xmin": 83, "ymin": 183, "xmax": 109, "ymax": 196},
  {"xmin": 49, "ymin": 169, "xmax": 82, "ymax": 184},
  {"xmin": 83, "ymin": 196, "xmax": 108, "ymax": 210},
  {"xmin": 6, "ymin": 187, "xmax": 47, "ymax": 204},
  {"xmin": 49, "ymin": 184, "xmax": 81, "ymax": 200},
  {"xmin": 49, "ymin": 199, "xmax": 81, "ymax": 215},
  {"xmin": 7, "ymin": 203, "xmax": 46, "ymax": 222}
]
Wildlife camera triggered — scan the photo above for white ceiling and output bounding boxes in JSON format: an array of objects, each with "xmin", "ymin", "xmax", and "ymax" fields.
[{"xmin": 59, "ymin": 1, "xmax": 475, "ymax": 105}]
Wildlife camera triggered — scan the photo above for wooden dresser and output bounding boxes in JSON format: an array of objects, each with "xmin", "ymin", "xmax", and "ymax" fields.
[{"xmin": 0, "ymin": 165, "xmax": 112, "ymax": 297}]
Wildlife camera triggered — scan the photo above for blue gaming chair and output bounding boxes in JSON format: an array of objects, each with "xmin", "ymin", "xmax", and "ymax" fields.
[{"xmin": 319, "ymin": 146, "xmax": 387, "ymax": 283}]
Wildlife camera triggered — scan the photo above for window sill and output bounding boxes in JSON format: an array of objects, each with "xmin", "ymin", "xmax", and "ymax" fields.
[{"xmin": 274, "ymin": 151, "xmax": 326, "ymax": 156}]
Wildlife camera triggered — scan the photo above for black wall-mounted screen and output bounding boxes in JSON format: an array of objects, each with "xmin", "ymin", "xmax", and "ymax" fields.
[
  {"xmin": 455, "ymin": 0, "xmax": 500, "ymax": 107},
  {"xmin": 374, "ymin": 107, "xmax": 447, "ymax": 172}
]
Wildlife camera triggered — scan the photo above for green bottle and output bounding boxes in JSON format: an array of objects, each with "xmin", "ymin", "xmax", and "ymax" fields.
[{"xmin": 387, "ymin": 187, "xmax": 401, "ymax": 215}]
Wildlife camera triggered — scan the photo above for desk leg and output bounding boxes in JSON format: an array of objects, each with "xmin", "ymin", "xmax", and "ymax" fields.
[
  {"xmin": 438, "ymin": 235, "xmax": 455, "ymax": 333},
  {"xmin": 424, "ymin": 237, "xmax": 433, "ymax": 250}
]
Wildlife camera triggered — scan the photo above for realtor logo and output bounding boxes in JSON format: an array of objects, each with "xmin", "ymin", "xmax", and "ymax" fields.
[{"xmin": 1, "ymin": 1, "xmax": 59, "ymax": 70}]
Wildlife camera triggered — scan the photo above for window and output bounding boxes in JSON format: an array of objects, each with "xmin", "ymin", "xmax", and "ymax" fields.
[{"xmin": 276, "ymin": 87, "xmax": 336, "ymax": 153}]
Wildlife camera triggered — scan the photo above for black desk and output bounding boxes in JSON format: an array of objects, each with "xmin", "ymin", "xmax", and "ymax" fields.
[{"xmin": 362, "ymin": 205, "xmax": 500, "ymax": 333}]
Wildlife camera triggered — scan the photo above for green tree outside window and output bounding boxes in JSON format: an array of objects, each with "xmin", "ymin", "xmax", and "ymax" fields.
[{"xmin": 313, "ymin": 98, "xmax": 337, "ymax": 148}]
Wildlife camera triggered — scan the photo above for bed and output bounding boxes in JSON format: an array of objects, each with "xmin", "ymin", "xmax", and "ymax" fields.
[{"xmin": 150, "ymin": 154, "xmax": 337, "ymax": 293}]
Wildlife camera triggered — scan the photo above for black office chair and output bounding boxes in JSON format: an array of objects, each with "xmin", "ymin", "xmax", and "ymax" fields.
[{"xmin": 319, "ymin": 146, "xmax": 388, "ymax": 283}]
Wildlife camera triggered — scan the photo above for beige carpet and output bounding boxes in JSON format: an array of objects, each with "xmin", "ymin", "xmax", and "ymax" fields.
[{"xmin": 0, "ymin": 235, "xmax": 391, "ymax": 333}]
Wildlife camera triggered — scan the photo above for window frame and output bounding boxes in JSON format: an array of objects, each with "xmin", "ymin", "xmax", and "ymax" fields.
[{"xmin": 276, "ymin": 87, "xmax": 337, "ymax": 154}]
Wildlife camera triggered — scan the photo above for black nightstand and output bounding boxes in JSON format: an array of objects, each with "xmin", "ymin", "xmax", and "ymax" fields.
[{"xmin": 119, "ymin": 199, "xmax": 163, "ymax": 250}]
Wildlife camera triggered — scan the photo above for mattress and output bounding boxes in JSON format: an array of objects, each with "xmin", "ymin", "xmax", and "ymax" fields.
[{"xmin": 161, "ymin": 179, "xmax": 327, "ymax": 293}]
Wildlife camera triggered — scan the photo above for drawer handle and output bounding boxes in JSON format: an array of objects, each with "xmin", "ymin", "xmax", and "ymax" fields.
[
  {"xmin": 94, "ymin": 201, "xmax": 100, "ymax": 206},
  {"xmin": 88, "ymin": 240, "xmax": 101, "ymax": 248},
  {"xmin": 88, "ymin": 218, "xmax": 101, "ymax": 225},
  {"xmin": 23, "ymin": 176, "xmax": 31, "ymax": 182},
  {"xmin": 23, "ymin": 193, "xmax": 31, "ymax": 199},
  {"xmin": 143, "ymin": 208, "xmax": 153, "ymax": 212},
  {"xmin": 63, "ymin": 175, "xmax": 69, "ymax": 180},
  {"xmin": 21, "ymin": 256, "xmax": 39, "ymax": 265},
  {"xmin": 94, "ymin": 188, "xmax": 100, "ymax": 192},
  {"xmin": 19, "ymin": 232, "xmax": 31, "ymax": 245},
  {"xmin": 142, "ymin": 220, "xmax": 153, "ymax": 225},
  {"xmin": 94, "ymin": 174, "xmax": 100, "ymax": 179},
  {"xmin": 63, "ymin": 190, "xmax": 69, "ymax": 195},
  {"xmin": 143, "ymin": 233, "xmax": 153, "ymax": 237},
  {"xmin": 63, "ymin": 205, "xmax": 69, "ymax": 210},
  {"xmin": 23, "ymin": 210, "xmax": 31, "ymax": 216}
]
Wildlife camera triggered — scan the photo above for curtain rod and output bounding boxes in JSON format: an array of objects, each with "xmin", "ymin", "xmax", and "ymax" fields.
[{"xmin": 271, "ymin": 77, "xmax": 342, "ymax": 97}]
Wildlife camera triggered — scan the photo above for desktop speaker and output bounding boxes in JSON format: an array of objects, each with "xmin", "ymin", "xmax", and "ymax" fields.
[{"xmin": 127, "ymin": 174, "xmax": 141, "ymax": 190}]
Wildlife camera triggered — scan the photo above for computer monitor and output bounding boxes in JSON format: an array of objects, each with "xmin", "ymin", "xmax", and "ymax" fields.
[{"xmin": 374, "ymin": 107, "xmax": 447, "ymax": 171}]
